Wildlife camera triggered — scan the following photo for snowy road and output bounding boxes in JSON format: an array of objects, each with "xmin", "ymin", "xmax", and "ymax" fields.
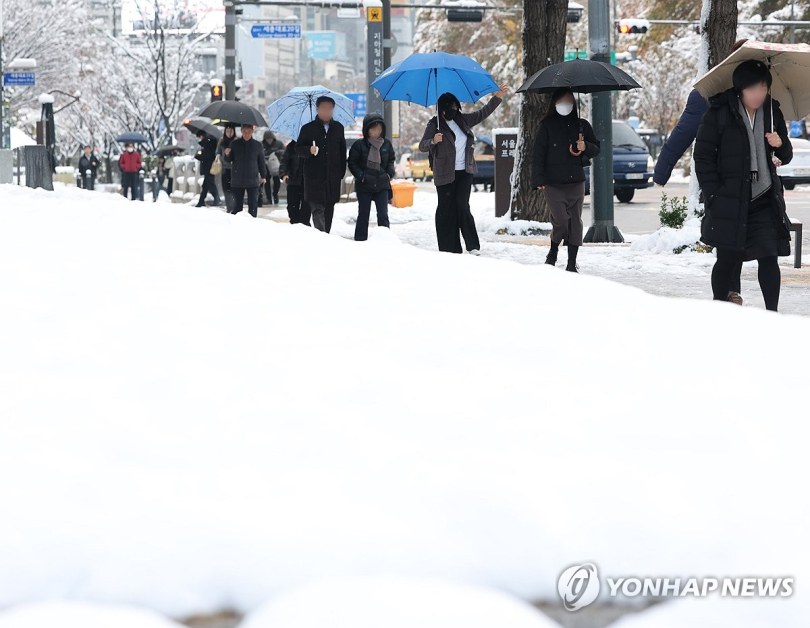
[{"xmin": 264, "ymin": 182, "xmax": 810, "ymax": 316}]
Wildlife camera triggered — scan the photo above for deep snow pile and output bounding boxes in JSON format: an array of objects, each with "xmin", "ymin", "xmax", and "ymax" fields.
[
  {"xmin": 0, "ymin": 601, "xmax": 183, "ymax": 628},
  {"xmin": 0, "ymin": 184, "xmax": 808, "ymax": 624},
  {"xmin": 239, "ymin": 577, "xmax": 559, "ymax": 628}
]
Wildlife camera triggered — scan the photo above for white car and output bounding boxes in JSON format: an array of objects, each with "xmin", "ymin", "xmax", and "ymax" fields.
[{"xmin": 777, "ymin": 137, "xmax": 810, "ymax": 190}]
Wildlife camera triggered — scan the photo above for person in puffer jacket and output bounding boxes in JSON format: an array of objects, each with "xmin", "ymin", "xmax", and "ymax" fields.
[{"xmin": 348, "ymin": 113, "xmax": 396, "ymax": 241}]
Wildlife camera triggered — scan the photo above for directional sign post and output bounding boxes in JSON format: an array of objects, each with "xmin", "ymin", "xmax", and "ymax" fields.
[
  {"xmin": 2, "ymin": 72, "xmax": 36, "ymax": 87},
  {"xmin": 365, "ymin": 0, "xmax": 384, "ymax": 117},
  {"xmin": 346, "ymin": 92, "xmax": 367, "ymax": 118},
  {"xmin": 250, "ymin": 23, "xmax": 301, "ymax": 39}
]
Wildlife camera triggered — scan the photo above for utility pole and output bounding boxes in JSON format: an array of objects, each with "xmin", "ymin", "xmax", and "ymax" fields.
[
  {"xmin": 224, "ymin": 0, "xmax": 237, "ymax": 100},
  {"xmin": 584, "ymin": 0, "xmax": 623, "ymax": 243},
  {"xmin": 382, "ymin": 0, "xmax": 392, "ymax": 130}
]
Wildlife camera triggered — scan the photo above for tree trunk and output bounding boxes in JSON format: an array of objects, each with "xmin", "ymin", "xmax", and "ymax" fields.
[
  {"xmin": 703, "ymin": 0, "xmax": 738, "ymax": 70},
  {"xmin": 509, "ymin": 0, "xmax": 568, "ymax": 222}
]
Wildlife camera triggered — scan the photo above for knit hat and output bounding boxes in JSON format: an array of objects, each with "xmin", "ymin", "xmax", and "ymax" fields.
[{"xmin": 732, "ymin": 59, "xmax": 772, "ymax": 93}]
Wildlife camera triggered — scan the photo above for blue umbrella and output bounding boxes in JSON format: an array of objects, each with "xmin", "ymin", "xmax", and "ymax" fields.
[
  {"xmin": 266, "ymin": 86, "xmax": 356, "ymax": 139},
  {"xmin": 371, "ymin": 52, "xmax": 499, "ymax": 106}
]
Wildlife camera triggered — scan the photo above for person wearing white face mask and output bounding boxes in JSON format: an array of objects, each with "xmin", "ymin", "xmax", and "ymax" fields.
[{"xmin": 531, "ymin": 87, "xmax": 600, "ymax": 272}]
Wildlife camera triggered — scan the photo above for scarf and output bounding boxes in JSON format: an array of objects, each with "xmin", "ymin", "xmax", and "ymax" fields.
[
  {"xmin": 738, "ymin": 99, "xmax": 772, "ymax": 200},
  {"xmin": 366, "ymin": 137, "xmax": 384, "ymax": 170}
]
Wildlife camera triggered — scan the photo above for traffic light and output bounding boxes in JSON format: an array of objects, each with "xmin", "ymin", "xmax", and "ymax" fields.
[
  {"xmin": 210, "ymin": 84, "xmax": 223, "ymax": 102},
  {"xmin": 617, "ymin": 18, "xmax": 650, "ymax": 34},
  {"xmin": 447, "ymin": 8, "xmax": 483, "ymax": 22}
]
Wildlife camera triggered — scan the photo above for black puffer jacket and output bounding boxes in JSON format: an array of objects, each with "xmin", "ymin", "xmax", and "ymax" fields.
[
  {"xmin": 348, "ymin": 114, "xmax": 396, "ymax": 194},
  {"xmin": 279, "ymin": 140, "xmax": 304, "ymax": 187},
  {"xmin": 531, "ymin": 111, "xmax": 599, "ymax": 187},
  {"xmin": 694, "ymin": 88, "xmax": 793, "ymax": 250}
]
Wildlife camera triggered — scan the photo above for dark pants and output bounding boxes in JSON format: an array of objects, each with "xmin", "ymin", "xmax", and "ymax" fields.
[
  {"xmin": 221, "ymin": 168, "xmax": 233, "ymax": 212},
  {"xmin": 712, "ymin": 248, "xmax": 779, "ymax": 311},
  {"xmin": 310, "ymin": 202, "xmax": 335, "ymax": 233},
  {"xmin": 435, "ymin": 170, "xmax": 479, "ymax": 253},
  {"xmin": 232, "ymin": 186, "xmax": 260, "ymax": 217},
  {"xmin": 286, "ymin": 185, "xmax": 311, "ymax": 226},
  {"xmin": 355, "ymin": 189, "xmax": 390, "ymax": 241},
  {"xmin": 261, "ymin": 176, "xmax": 281, "ymax": 205},
  {"xmin": 165, "ymin": 177, "xmax": 173, "ymax": 195},
  {"xmin": 81, "ymin": 173, "xmax": 96, "ymax": 190},
  {"xmin": 197, "ymin": 173, "xmax": 220, "ymax": 206},
  {"xmin": 121, "ymin": 172, "xmax": 139, "ymax": 200},
  {"xmin": 544, "ymin": 182, "xmax": 586, "ymax": 246}
]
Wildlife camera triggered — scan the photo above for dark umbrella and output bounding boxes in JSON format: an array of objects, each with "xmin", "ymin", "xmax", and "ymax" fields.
[
  {"xmin": 116, "ymin": 131, "xmax": 149, "ymax": 144},
  {"xmin": 197, "ymin": 100, "xmax": 268, "ymax": 127},
  {"xmin": 517, "ymin": 58, "xmax": 641, "ymax": 94},
  {"xmin": 155, "ymin": 145, "xmax": 183, "ymax": 155},
  {"xmin": 183, "ymin": 117, "xmax": 222, "ymax": 140}
]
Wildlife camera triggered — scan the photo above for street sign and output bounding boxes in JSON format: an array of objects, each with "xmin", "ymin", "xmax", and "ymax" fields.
[
  {"xmin": 789, "ymin": 120, "xmax": 804, "ymax": 138},
  {"xmin": 2, "ymin": 72, "xmax": 36, "ymax": 87},
  {"xmin": 305, "ymin": 31, "xmax": 337, "ymax": 60},
  {"xmin": 346, "ymin": 92, "xmax": 367, "ymax": 117},
  {"xmin": 564, "ymin": 50, "xmax": 617, "ymax": 64},
  {"xmin": 251, "ymin": 23, "xmax": 301, "ymax": 39}
]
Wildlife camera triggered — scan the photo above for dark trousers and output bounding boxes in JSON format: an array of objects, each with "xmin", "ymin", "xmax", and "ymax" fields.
[
  {"xmin": 81, "ymin": 173, "xmax": 95, "ymax": 190},
  {"xmin": 261, "ymin": 176, "xmax": 281, "ymax": 205},
  {"xmin": 310, "ymin": 202, "xmax": 335, "ymax": 233},
  {"xmin": 121, "ymin": 172, "xmax": 139, "ymax": 201},
  {"xmin": 712, "ymin": 248, "xmax": 779, "ymax": 311},
  {"xmin": 355, "ymin": 189, "xmax": 390, "ymax": 241},
  {"xmin": 286, "ymin": 185, "xmax": 311, "ymax": 225},
  {"xmin": 435, "ymin": 170, "xmax": 479, "ymax": 253},
  {"xmin": 197, "ymin": 173, "xmax": 220, "ymax": 206},
  {"xmin": 231, "ymin": 186, "xmax": 260, "ymax": 217},
  {"xmin": 221, "ymin": 169, "xmax": 233, "ymax": 212},
  {"xmin": 165, "ymin": 177, "xmax": 173, "ymax": 195}
]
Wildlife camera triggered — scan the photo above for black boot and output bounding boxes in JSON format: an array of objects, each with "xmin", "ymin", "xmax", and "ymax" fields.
[
  {"xmin": 566, "ymin": 245, "xmax": 579, "ymax": 272},
  {"xmin": 545, "ymin": 241, "xmax": 560, "ymax": 266}
]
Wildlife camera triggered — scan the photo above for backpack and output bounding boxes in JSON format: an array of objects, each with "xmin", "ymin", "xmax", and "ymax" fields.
[{"xmin": 266, "ymin": 152, "xmax": 280, "ymax": 176}]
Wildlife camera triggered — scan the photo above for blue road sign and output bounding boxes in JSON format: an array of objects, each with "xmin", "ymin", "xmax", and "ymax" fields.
[
  {"xmin": 251, "ymin": 23, "xmax": 301, "ymax": 39},
  {"xmin": 789, "ymin": 120, "xmax": 804, "ymax": 138},
  {"xmin": 305, "ymin": 31, "xmax": 337, "ymax": 60},
  {"xmin": 2, "ymin": 72, "xmax": 36, "ymax": 87},
  {"xmin": 346, "ymin": 92, "xmax": 367, "ymax": 117}
]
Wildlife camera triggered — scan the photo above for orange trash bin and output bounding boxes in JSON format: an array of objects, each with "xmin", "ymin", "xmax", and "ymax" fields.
[{"xmin": 390, "ymin": 180, "xmax": 417, "ymax": 208}]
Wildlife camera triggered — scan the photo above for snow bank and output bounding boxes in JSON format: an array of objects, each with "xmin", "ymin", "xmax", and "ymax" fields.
[
  {"xmin": 629, "ymin": 221, "xmax": 702, "ymax": 254},
  {"xmin": 0, "ymin": 601, "xmax": 182, "ymax": 628},
  {"xmin": 0, "ymin": 184, "xmax": 809, "ymax": 623},
  {"xmin": 611, "ymin": 596, "xmax": 800, "ymax": 628},
  {"xmin": 239, "ymin": 576, "xmax": 559, "ymax": 628}
]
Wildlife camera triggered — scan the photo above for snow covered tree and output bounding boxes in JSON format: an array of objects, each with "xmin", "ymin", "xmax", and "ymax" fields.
[
  {"xmin": 701, "ymin": 0, "xmax": 739, "ymax": 71},
  {"xmin": 508, "ymin": 0, "xmax": 568, "ymax": 222}
]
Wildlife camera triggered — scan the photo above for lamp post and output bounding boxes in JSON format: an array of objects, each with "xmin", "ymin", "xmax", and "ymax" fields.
[{"xmin": 1, "ymin": 0, "xmax": 7, "ymax": 150}]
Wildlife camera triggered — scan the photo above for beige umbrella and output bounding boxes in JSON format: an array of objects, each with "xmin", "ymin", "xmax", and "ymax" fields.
[{"xmin": 693, "ymin": 40, "xmax": 810, "ymax": 124}]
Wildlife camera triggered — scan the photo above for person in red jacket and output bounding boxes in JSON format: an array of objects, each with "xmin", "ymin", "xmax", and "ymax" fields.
[{"xmin": 119, "ymin": 143, "xmax": 142, "ymax": 201}]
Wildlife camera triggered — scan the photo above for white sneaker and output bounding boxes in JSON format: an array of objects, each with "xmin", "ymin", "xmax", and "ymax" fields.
[{"xmin": 468, "ymin": 249, "xmax": 481, "ymax": 256}]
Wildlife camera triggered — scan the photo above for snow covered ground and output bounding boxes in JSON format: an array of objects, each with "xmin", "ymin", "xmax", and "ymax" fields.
[
  {"xmin": 265, "ymin": 188, "xmax": 810, "ymax": 315},
  {"xmin": 1, "ymin": 184, "xmax": 809, "ymax": 626}
]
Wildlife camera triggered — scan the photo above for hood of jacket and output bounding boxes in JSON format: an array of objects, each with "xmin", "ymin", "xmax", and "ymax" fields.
[{"xmin": 362, "ymin": 113, "xmax": 386, "ymax": 139}]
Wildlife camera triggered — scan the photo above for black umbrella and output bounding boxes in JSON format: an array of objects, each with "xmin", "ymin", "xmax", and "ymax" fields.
[
  {"xmin": 116, "ymin": 131, "xmax": 149, "ymax": 144},
  {"xmin": 197, "ymin": 100, "xmax": 268, "ymax": 127},
  {"xmin": 155, "ymin": 144, "xmax": 183, "ymax": 155},
  {"xmin": 517, "ymin": 58, "xmax": 641, "ymax": 94},
  {"xmin": 183, "ymin": 117, "xmax": 222, "ymax": 140}
]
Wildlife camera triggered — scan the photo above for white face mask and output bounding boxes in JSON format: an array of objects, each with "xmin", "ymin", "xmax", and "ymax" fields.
[
  {"xmin": 555, "ymin": 102, "xmax": 574, "ymax": 116},
  {"xmin": 126, "ymin": 147, "xmax": 134, "ymax": 153}
]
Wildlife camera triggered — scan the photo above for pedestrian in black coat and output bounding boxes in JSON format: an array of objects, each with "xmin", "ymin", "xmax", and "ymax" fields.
[
  {"xmin": 195, "ymin": 132, "xmax": 220, "ymax": 207},
  {"xmin": 296, "ymin": 96, "xmax": 347, "ymax": 232},
  {"xmin": 694, "ymin": 60, "xmax": 793, "ymax": 311},
  {"xmin": 348, "ymin": 113, "xmax": 396, "ymax": 241},
  {"xmin": 261, "ymin": 131, "xmax": 284, "ymax": 206},
  {"xmin": 217, "ymin": 125, "xmax": 236, "ymax": 212},
  {"xmin": 78, "ymin": 145, "xmax": 99, "ymax": 190},
  {"xmin": 223, "ymin": 125, "xmax": 268, "ymax": 217},
  {"xmin": 531, "ymin": 87, "xmax": 599, "ymax": 272},
  {"xmin": 279, "ymin": 140, "xmax": 310, "ymax": 226}
]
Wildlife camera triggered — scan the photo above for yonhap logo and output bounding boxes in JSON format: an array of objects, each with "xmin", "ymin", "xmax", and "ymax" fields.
[{"xmin": 558, "ymin": 563, "xmax": 600, "ymax": 611}]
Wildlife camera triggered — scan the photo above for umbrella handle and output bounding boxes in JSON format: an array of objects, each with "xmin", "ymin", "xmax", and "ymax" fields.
[{"xmin": 569, "ymin": 133, "xmax": 584, "ymax": 157}]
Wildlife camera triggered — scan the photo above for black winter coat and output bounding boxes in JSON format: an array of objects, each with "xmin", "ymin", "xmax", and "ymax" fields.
[
  {"xmin": 78, "ymin": 154, "xmax": 99, "ymax": 177},
  {"xmin": 694, "ymin": 89, "xmax": 793, "ymax": 250},
  {"xmin": 195, "ymin": 136, "xmax": 218, "ymax": 175},
  {"xmin": 296, "ymin": 118, "xmax": 347, "ymax": 205},
  {"xmin": 531, "ymin": 112, "xmax": 599, "ymax": 188},
  {"xmin": 279, "ymin": 141, "xmax": 304, "ymax": 187},
  {"xmin": 224, "ymin": 137, "xmax": 268, "ymax": 188},
  {"xmin": 348, "ymin": 114, "xmax": 396, "ymax": 194}
]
